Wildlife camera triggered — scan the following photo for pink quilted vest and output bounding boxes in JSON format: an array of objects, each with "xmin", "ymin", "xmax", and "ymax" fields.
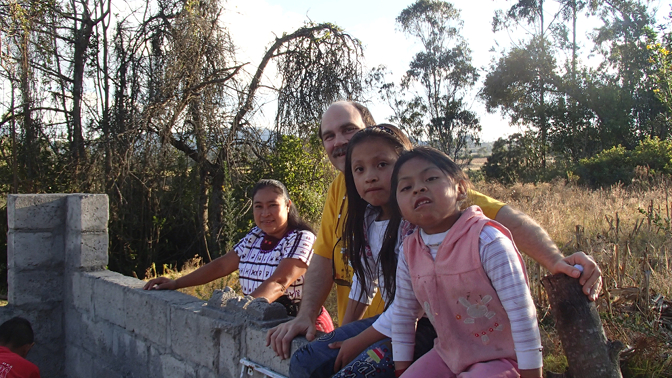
[{"xmin": 403, "ymin": 206, "xmax": 525, "ymax": 373}]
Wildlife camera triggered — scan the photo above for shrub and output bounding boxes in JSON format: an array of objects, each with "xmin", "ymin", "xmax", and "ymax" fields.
[
  {"xmin": 577, "ymin": 137, "xmax": 672, "ymax": 187},
  {"xmin": 481, "ymin": 132, "xmax": 546, "ymax": 185}
]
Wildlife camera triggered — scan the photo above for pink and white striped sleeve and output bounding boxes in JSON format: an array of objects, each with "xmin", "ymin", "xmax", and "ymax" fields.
[
  {"xmin": 480, "ymin": 226, "xmax": 543, "ymax": 370},
  {"xmin": 391, "ymin": 245, "xmax": 424, "ymax": 362}
]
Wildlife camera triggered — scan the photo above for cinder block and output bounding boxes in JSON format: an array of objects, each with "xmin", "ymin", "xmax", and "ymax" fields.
[
  {"xmin": 242, "ymin": 327, "xmax": 294, "ymax": 376},
  {"xmin": 246, "ymin": 297, "xmax": 288, "ymax": 321},
  {"xmin": 8, "ymin": 194, "xmax": 66, "ymax": 230},
  {"xmin": 65, "ymin": 231, "xmax": 108, "ymax": 270},
  {"xmin": 93, "ymin": 361, "xmax": 125, "ymax": 378},
  {"xmin": 30, "ymin": 305, "xmax": 63, "ymax": 344},
  {"xmin": 113, "ymin": 328, "xmax": 150, "ymax": 371},
  {"xmin": 100, "ymin": 271, "xmax": 145, "ymax": 289},
  {"xmin": 0, "ymin": 307, "xmax": 19, "ymax": 324},
  {"xmin": 152, "ymin": 351, "xmax": 197, "ymax": 378},
  {"xmin": 7, "ymin": 268, "xmax": 63, "ymax": 306},
  {"xmin": 66, "ymin": 194, "xmax": 109, "ymax": 232},
  {"xmin": 65, "ymin": 344, "xmax": 94, "ymax": 378},
  {"xmin": 92, "ymin": 277, "xmax": 127, "ymax": 328},
  {"xmin": 218, "ymin": 329, "xmax": 242, "ymax": 378},
  {"xmin": 78, "ymin": 312, "xmax": 115, "ymax": 354},
  {"xmin": 197, "ymin": 366, "xmax": 221, "ymax": 378},
  {"xmin": 65, "ymin": 308, "xmax": 85, "ymax": 347},
  {"xmin": 125, "ymin": 289, "xmax": 173, "ymax": 346},
  {"xmin": 7, "ymin": 231, "xmax": 65, "ymax": 270},
  {"xmin": 169, "ymin": 305, "xmax": 221, "ymax": 369},
  {"xmin": 69, "ymin": 271, "xmax": 95, "ymax": 313},
  {"xmin": 31, "ymin": 338, "xmax": 65, "ymax": 377}
]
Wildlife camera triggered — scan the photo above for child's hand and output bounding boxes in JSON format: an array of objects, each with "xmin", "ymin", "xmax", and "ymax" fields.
[
  {"xmin": 329, "ymin": 336, "xmax": 369, "ymax": 372},
  {"xmin": 519, "ymin": 368, "xmax": 543, "ymax": 378}
]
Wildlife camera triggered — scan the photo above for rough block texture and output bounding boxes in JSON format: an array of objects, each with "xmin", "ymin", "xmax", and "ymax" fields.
[
  {"xmin": 66, "ymin": 194, "xmax": 109, "ymax": 232},
  {"xmin": 7, "ymin": 268, "xmax": 63, "ymax": 306},
  {"xmin": 8, "ymin": 231, "xmax": 65, "ymax": 270},
  {"xmin": 8, "ymin": 194, "xmax": 66, "ymax": 230},
  {"xmin": 6, "ymin": 194, "xmax": 297, "ymax": 378},
  {"xmin": 65, "ymin": 231, "xmax": 109, "ymax": 270}
]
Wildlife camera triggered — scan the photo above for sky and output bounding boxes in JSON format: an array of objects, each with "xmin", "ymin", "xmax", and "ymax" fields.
[{"xmin": 222, "ymin": 0, "xmax": 672, "ymax": 142}]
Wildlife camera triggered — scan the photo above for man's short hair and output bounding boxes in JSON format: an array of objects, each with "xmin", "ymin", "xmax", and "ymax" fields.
[
  {"xmin": 0, "ymin": 317, "xmax": 34, "ymax": 348},
  {"xmin": 350, "ymin": 102, "xmax": 376, "ymax": 127},
  {"xmin": 319, "ymin": 101, "xmax": 377, "ymax": 139}
]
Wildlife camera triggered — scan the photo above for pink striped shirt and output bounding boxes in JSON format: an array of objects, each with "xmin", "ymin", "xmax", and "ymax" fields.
[{"xmin": 391, "ymin": 225, "xmax": 542, "ymax": 369}]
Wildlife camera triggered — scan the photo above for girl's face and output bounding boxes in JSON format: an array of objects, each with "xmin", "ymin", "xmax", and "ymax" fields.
[
  {"xmin": 253, "ymin": 187, "xmax": 290, "ymax": 239},
  {"xmin": 396, "ymin": 157, "xmax": 467, "ymax": 234},
  {"xmin": 350, "ymin": 139, "xmax": 399, "ymax": 219}
]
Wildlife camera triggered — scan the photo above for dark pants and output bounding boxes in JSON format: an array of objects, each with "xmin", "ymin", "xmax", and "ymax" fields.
[{"xmin": 289, "ymin": 316, "xmax": 437, "ymax": 378}]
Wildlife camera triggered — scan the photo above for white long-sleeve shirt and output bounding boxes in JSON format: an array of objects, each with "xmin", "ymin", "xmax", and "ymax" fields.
[{"xmin": 348, "ymin": 206, "xmax": 410, "ymax": 337}]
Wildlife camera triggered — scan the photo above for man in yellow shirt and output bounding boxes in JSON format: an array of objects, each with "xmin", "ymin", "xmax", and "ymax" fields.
[{"xmin": 267, "ymin": 101, "xmax": 602, "ymax": 361}]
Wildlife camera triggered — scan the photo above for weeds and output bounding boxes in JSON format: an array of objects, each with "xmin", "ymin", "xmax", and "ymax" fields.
[
  {"xmin": 475, "ymin": 177, "xmax": 672, "ymax": 377},
  {"xmin": 143, "ymin": 256, "xmax": 241, "ymax": 301},
  {"xmin": 146, "ymin": 177, "xmax": 672, "ymax": 376}
]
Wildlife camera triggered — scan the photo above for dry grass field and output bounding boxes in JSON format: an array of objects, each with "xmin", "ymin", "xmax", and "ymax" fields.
[
  {"xmin": 152, "ymin": 175, "xmax": 672, "ymax": 376},
  {"xmin": 475, "ymin": 176, "xmax": 672, "ymax": 376}
]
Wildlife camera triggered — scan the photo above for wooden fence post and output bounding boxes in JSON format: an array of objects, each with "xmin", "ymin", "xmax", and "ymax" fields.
[{"xmin": 541, "ymin": 274, "xmax": 624, "ymax": 378}]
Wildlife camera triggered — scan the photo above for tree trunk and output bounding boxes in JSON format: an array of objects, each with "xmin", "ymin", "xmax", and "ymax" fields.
[
  {"xmin": 72, "ymin": 7, "xmax": 96, "ymax": 166},
  {"xmin": 208, "ymin": 161, "xmax": 225, "ymax": 258},
  {"xmin": 542, "ymin": 274, "xmax": 624, "ymax": 378},
  {"xmin": 20, "ymin": 27, "xmax": 35, "ymax": 191}
]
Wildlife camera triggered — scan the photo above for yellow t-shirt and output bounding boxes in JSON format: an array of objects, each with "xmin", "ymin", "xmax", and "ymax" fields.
[
  {"xmin": 313, "ymin": 173, "xmax": 385, "ymax": 325},
  {"xmin": 313, "ymin": 174, "xmax": 506, "ymax": 325}
]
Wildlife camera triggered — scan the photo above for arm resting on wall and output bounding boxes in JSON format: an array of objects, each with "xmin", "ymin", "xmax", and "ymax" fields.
[
  {"xmin": 266, "ymin": 254, "xmax": 334, "ymax": 359},
  {"xmin": 250, "ymin": 258, "xmax": 308, "ymax": 302},
  {"xmin": 143, "ymin": 251, "xmax": 240, "ymax": 290}
]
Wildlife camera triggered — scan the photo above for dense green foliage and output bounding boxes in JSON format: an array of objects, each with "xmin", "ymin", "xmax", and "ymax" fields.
[
  {"xmin": 577, "ymin": 137, "xmax": 672, "ymax": 187},
  {"xmin": 0, "ymin": 0, "xmax": 358, "ymax": 277},
  {"xmin": 479, "ymin": 0, "xmax": 672, "ymax": 186},
  {"xmin": 2, "ymin": 0, "xmax": 672, "ymax": 277}
]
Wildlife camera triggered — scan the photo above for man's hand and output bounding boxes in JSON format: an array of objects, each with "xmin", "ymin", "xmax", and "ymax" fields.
[
  {"xmin": 549, "ymin": 252, "xmax": 602, "ymax": 301},
  {"xmin": 143, "ymin": 277, "xmax": 177, "ymax": 290},
  {"xmin": 266, "ymin": 315, "xmax": 315, "ymax": 360}
]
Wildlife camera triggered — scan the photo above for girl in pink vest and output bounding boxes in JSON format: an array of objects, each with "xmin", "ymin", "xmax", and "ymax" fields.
[{"xmin": 390, "ymin": 146, "xmax": 543, "ymax": 378}]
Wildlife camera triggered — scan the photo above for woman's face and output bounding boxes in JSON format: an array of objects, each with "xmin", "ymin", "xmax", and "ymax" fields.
[{"xmin": 253, "ymin": 187, "xmax": 290, "ymax": 239}]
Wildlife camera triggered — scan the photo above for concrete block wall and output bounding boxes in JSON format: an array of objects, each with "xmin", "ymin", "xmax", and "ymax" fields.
[{"xmin": 2, "ymin": 194, "xmax": 306, "ymax": 377}]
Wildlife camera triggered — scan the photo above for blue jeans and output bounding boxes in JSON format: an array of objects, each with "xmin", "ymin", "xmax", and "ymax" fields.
[
  {"xmin": 290, "ymin": 316, "xmax": 379, "ymax": 378},
  {"xmin": 290, "ymin": 316, "xmax": 437, "ymax": 378}
]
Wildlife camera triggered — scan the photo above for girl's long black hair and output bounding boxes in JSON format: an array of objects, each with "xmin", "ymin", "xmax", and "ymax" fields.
[
  {"xmin": 252, "ymin": 179, "xmax": 314, "ymax": 234},
  {"xmin": 380, "ymin": 146, "xmax": 472, "ymax": 306},
  {"xmin": 343, "ymin": 125, "xmax": 412, "ymax": 307}
]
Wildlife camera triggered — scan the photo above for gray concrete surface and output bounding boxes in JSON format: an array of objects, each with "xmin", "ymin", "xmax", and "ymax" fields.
[{"xmin": 2, "ymin": 194, "xmax": 308, "ymax": 378}]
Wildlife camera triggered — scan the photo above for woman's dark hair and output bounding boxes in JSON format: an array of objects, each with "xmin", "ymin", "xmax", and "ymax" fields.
[
  {"xmin": 379, "ymin": 146, "xmax": 472, "ymax": 306},
  {"xmin": 343, "ymin": 124, "xmax": 412, "ymax": 306},
  {"xmin": 252, "ymin": 179, "xmax": 314, "ymax": 234}
]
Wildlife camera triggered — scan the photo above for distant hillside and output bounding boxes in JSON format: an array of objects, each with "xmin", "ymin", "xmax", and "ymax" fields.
[{"xmin": 467, "ymin": 140, "xmax": 493, "ymax": 157}]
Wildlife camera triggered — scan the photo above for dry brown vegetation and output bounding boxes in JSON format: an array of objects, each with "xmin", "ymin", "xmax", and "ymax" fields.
[
  {"xmin": 151, "ymin": 176, "xmax": 672, "ymax": 376},
  {"xmin": 474, "ymin": 177, "xmax": 672, "ymax": 376}
]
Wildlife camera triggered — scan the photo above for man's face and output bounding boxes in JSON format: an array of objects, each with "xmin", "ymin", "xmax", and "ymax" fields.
[{"xmin": 320, "ymin": 103, "xmax": 367, "ymax": 172}]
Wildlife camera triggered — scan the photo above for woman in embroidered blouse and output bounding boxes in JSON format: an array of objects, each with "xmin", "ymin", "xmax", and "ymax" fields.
[{"xmin": 143, "ymin": 179, "xmax": 333, "ymax": 332}]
